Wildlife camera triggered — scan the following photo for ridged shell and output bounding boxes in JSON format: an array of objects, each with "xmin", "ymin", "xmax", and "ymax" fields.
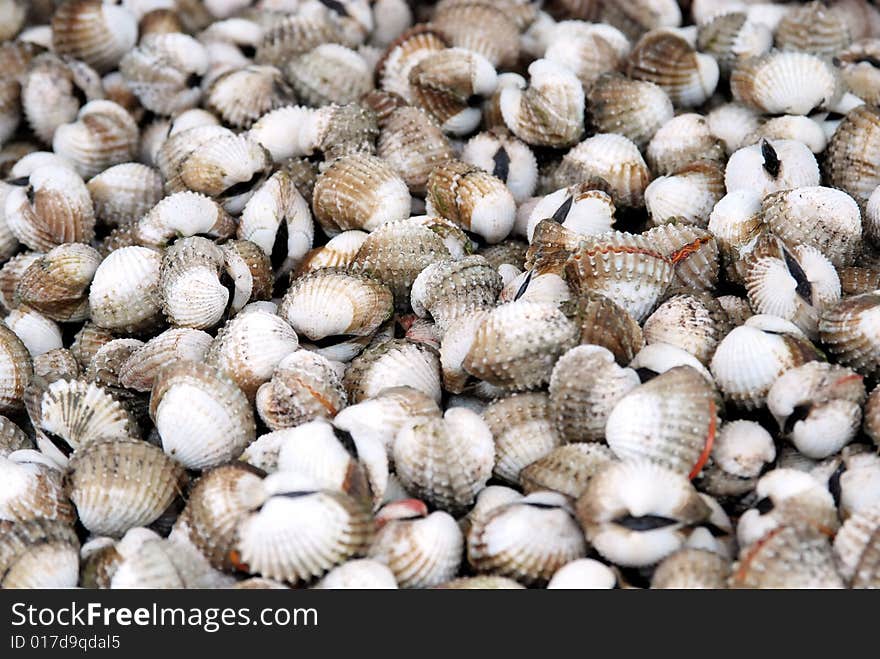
[
  {"xmin": 52, "ymin": 100, "xmax": 139, "ymax": 179},
  {"xmin": 393, "ymin": 407, "xmax": 494, "ymax": 514},
  {"xmin": 87, "ymin": 163, "xmax": 164, "ymax": 228},
  {"xmin": 499, "ymin": 58, "xmax": 585, "ymax": 148},
  {"xmin": 377, "ymin": 25, "xmax": 449, "ymax": 102},
  {"xmin": 88, "ymin": 245, "xmax": 162, "ymax": 333},
  {"xmin": 255, "ymin": 350, "xmax": 347, "ymax": 431},
  {"xmin": 313, "ymin": 558, "xmax": 397, "ymax": 589},
  {"xmin": 824, "ymin": 105, "xmax": 880, "ymax": 205},
  {"xmin": 645, "ymin": 161, "xmax": 726, "ymax": 228},
  {"xmin": 652, "ymin": 548, "xmax": 731, "ymax": 589},
  {"xmin": 432, "ymin": 2, "xmax": 519, "ymax": 69},
  {"xmin": 643, "ymin": 293, "xmax": 730, "ymax": 365},
  {"xmin": 558, "ymin": 291, "xmax": 644, "ymax": 366},
  {"xmin": 463, "ymin": 301, "xmax": 578, "ymax": 390},
  {"xmin": 52, "ymin": 0, "xmax": 138, "ymax": 74},
  {"xmin": 0, "ymin": 416, "xmax": 32, "ymax": 457},
  {"xmin": 67, "ymin": 437, "xmax": 187, "ymax": 537},
  {"xmin": 626, "ymin": 30, "xmax": 719, "ymax": 108},
  {"xmin": 697, "ymin": 12, "xmax": 773, "ymax": 76},
  {"xmin": 520, "ymin": 443, "xmax": 617, "ymax": 500},
  {"xmin": 731, "ymin": 50, "xmax": 844, "ymax": 115},
  {"xmin": 819, "ymin": 293, "xmax": 880, "ymax": 380},
  {"xmin": 0, "ymin": 450, "xmax": 73, "ymax": 523},
  {"xmin": 606, "ymin": 366, "xmax": 718, "ymax": 478},
  {"xmin": 835, "ymin": 39, "xmax": 880, "ymax": 106},
  {"xmin": 0, "ymin": 518, "xmax": 80, "ymax": 588},
  {"xmin": 834, "ymin": 505, "xmax": 880, "ymax": 587},
  {"xmin": 205, "ymin": 65, "xmax": 295, "ymax": 129},
  {"xmin": 725, "ymin": 138, "xmax": 820, "ymax": 198},
  {"xmin": 377, "ymin": 106, "xmax": 454, "ymax": 195},
  {"xmin": 467, "ymin": 492, "xmax": 587, "ymax": 586},
  {"xmin": 586, "ymin": 74, "xmax": 673, "ymax": 149},
  {"xmin": 647, "ymin": 115, "xmax": 725, "ymax": 176},
  {"xmin": 344, "ymin": 338, "xmax": 441, "ymax": 404},
  {"xmin": 545, "ymin": 22, "xmax": 626, "ymax": 90},
  {"xmin": 775, "ymin": 1, "xmax": 851, "ymax": 57},
  {"xmin": 708, "ymin": 189, "xmax": 765, "ymax": 284},
  {"xmin": 136, "ymin": 191, "xmax": 235, "ymax": 248},
  {"xmin": 150, "ymin": 361, "xmax": 256, "ymax": 470},
  {"xmin": 286, "ymin": 44, "xmax": 372, "ymax": 107},
  {"xmin": 15, "ymin": 243, "xmax": 101, "ymax": 322},
  {"xmin": 368, "ymin": 504, "xmax": 463, "ymax": 588}
]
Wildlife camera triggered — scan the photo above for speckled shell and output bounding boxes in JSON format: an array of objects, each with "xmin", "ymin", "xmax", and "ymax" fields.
[
  {"xmin": 706, "ymin": 103, "xmax": 761, "ymax": 156},
  {"xmin": 15, "ymin": 243, "xmax": 101, "ymax": 322},
  {"xmin": 730, "ymin": 524, "xmax": 844, "ymax": 589},
  {"xmin": 128, "ymin": 26, "xmax": 185, "ymax": 86},
  {"xmin": 775, "ymin": 1, "xmax": 851, "ymax": 57},
  {"xmin": 708, "ymin": 189, "xmax": 765, "ymax": 285},
  {"xmin": 835, "ymin": 39, "xmax": 880, "ymax": 106},
  {"xmin": 432, "ymin": 1, "xmax": 519, "ymax": 68},
  {"xmin": 5, "ymin": 166, "xmax": 96, "ymax": 252},
  {"xmin": 368, "ymin": 502, "xmax": 463, "ymax": 588},
  {"xmin": 87, "ymin": 162, "xmax": 163, "ymax": 228},
  {"xmin": 644, "ymin": 222, "xmax": 720, "ymax": 293},
  {"xmin": 606, "ymin": 366, "xmax": 718, "ymax": 478},
  {"xmin": 0, "ymin": 450, "xmax": 73, "ymax": 523},
  {"xmin": 731, "ymin": 50, "xmax": 844, "ymax": 115},
  {"xmin": 377, "ymin": 25, "xmax": 449, "ymax": 102},
  {"xmin": 520, "ymin": 443, "xmax": 617, "ymax": 500},
  {"xmin": 255, "ymin": 350, "xmax": 347, "ymax": 431},
  {"xmin": 393, "ymin": 407, "xmax": 493, "ymax": 515},
  {"xmin": 52, "ymin": 100, "xmax": 139, "ymax": 179},
  {"xmin": 761, "ymin": 187, "xmax": 861, "ymax": 268},
  {"xmin": 711, "ymin": 315, "xmax": 819, "ymax": 410},
  {"xmin": 626, "ymin": 30, "xmax": 719, "ymax": 108},
  {"xmin": 545, "ymin": 21, "xmax": 626, "ymax": 90},
  {"xmin": 255, "ymin": 8, "xmax": 356, "ymax": 67},
  {"xmin": 561, "ymin": 291, "xmax": 645, "ymax": 366},
  {"xmin": 482, "ymin": 393, "xmax": 562, "ymax": 484},
  {"xmin": 551, "ymin": 134, "xmax": 651, "ymax": 208},
  {"xmin": 52, "ymin": 0, "xmax": 138, "ymax": 74},
  {"xmin": 463, "ymin": 301, "xmax": 578, "ymax": 391},
  {"xmin": 600, "ymin": 0, "xmax": 682, "ymax": 42},
  {"xmin": 350, "ymin": 216, "xmax": 471, "ymax": 309},
  {"xmin": 467, "ymin": 492, "xmax": 587, "ymax": 586},
  {"xmin": 819, "ymin": 293, "xmax": 880, "ymax": 381},
  {"xmin": 549, "ymin": 345, "xmax": 640, "ymax": 444},
  {"xmin": 0, "ymin": 518, "xmax": 80, "ymax": 588},
  {"xmin": 280, "ymin": 269, "xmax": 393, "ymax": 341},
  {"xmin": 564, "ymin": 230, "xmax": 673, "ymax": 322},
  {"xmin": 343, "ymin": 338, "xmax": 441, "ymax": 404},
  {"xmin": 136, "ymin": 191, "xmax": 235, "ymax": 249},
  {"xmin": 499, "ymin": 58, "xmax": 585, "ymax": 149},
  {"xmin": 0, "ymin": 253, "xmax": 42, "ymax": 311},
  {"xmin": 644, "ymin": 294, "xmax": 728, "ymax": 367},
  {"xmin": 651, "ymin": 548, "xmax": 731, "ymax": 589},
  {"xmin": 286, "ymin": 44, "xmax": 373, "ymax": 107},
  {"xmin": 150, "ymin": 361, "xmax": 256, "ymax": 470},
  {"xmin": 0, "ymin": 416, "xmax": 32, "ymax": 457},
  {"xmin": 834, "ymin": 505, "xmax": 880, "ymax": 587},
  {"xmin": 377, "ymin": 106, "xmax": 454, "ymax": 195},
  {"xmin": 645, "ymin": 160, "xmax": 725, "ymax": 229},
  {"xmin": 88, "ymin": 245, "xmax": 163, "ymax": 333},
  {"xmin": 313, "ymin": 153, "xmax": 411, "ymax": 234},
  {"xmin": 697, "ymin": 12, "xmax": 773, "ymax": 76},
  {"xmin": 824, "ymin": 105, "xmax": 880, "ymax": 205},
  {"xmin": 205, "ymin": 65, "xmax": 295, "ymax": 129},
  {"xmin": 647, "ymin": 115, "xmax": 725, "ymax": 177},
  {"xmin": 839, "ymin": 265, "xmax": 880, "ymax": 296},
  {"xmin": 67, "ymin": 436, "xmax": 187, "ymax": 537},
  {"xmin": 586, "ymin": 74, "xmax": 673, "ymax": 150}
]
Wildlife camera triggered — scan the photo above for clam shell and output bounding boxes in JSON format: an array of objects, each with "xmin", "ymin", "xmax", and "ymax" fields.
[
  {"xmin": 297, "ymin": 231, "xmax": 368, "ymax": 275},
  {"xmin": 0, "ymin": 518, "xmax": 80, "ymax": 588},
  {"xmin": 707, "ymin": 189, "xmax": 765, "ymax": 284},
  {"xmin": 643, "ymin": 293, "xmax": 730, "ymax": 365},
  {"xmin": 85, "ymin": 337, "xmax": 143, "ymax": 389},
  {"xmin": 835, "ymin": 39, "xmax": 880, "ymax": 106},
  {"xmin": 0, "ymin": 450, "xmax": 73, "ymax": 523},
  {"xmin": 626, "ymin": 29, "xmax": 719, "ymax": 108},
  {"xmin": 137, "ymin": 191, "xmax": 235, "ymax": 249},
  {"xmin": 725, "ymin": 139, "xmax": 820, "ymax": 201},
  {"xmin": 824, "ymin": 105, "xmax": 880, "ymax": 205},
  {"xmin": 586, "ymin": 73, "xmax": 674, "ymax": 149},
  {"xmin": 255, "ymin": 350, "xmax": 347, "ymax": 431},
  {"xmin": 646, "ymin": 115, "xmax": 725, "ymax": 176},
  {"xmin": 255, "ymin": 8, "xmax": 355, "ymax": 67},
  {"xmin": 483, "ymin": 392, "xmax": 562, "ymax": 484},
  {"xmin": 710, "ymin": 315, "xmax": 819, "ymax": 410},
  {"xmin": 377, "ymin": 106, "xmax": 454, "ymax": 195},
  {"xmin": 600, "ymin": 0, "xmax": 682, "ymax": 41},
  {"xmin": 819, "ymin": 292, "xmax": 880, "ymax": 380},
  {"xmin": 344, "ymin": 338, "xmax": 441, "ymax": 404},
  {"xmin": 606, "ymin": 366, "xmax": 719, "ymax": 478},
  {"xmin": 834, "ymin": 505, "xmax": 880, "ymax": 587},
  {"xmin": 0, "ymin": 416, "xmax": 32, "ymax": 457},
  {"xmin": 467, "ymin": 492, "xmax": 587, "ymax": 586},
  {"xmin": 545, "ymin": 22, "xmax": 626, "ymax": 90},
  {"xmin": 645, "ymin": 160, "xmax": 726, "ymax": 229},
  {"xmin": 87, "ymin": 163, "xmax": 164, "ymax": 228},
  {"xmin": 520, "ymin": 443, "xmax": 618, "ymax": 500},
  {"xmin": 150, "ymin": 361, "xmax": 256, "ymax": 470},
  {"xmin": 89, "ymin": 245, "xmax": 163, "ymax": 333},
  {"xmin": 313, "ymin": 558, "xmax": 398, "ymax": 589},
  {"xmin": 206, "ymin": 65, "xmax": 295, "ymax": 129},
  {"xmin": 706, "ymin": 102, "xmax": 761, "ymax": 156},
  {"xmin": 730, "ymin": 524, "xmax": 844, "ymax": 589},
  {"xmin": 549, "ymin": 344, "xmax": 640, "ymax": 444},
  {"xmin": 499, "ymin": 58, "xmax": 585, "ymax": 149},
  {"xmin": 460, "ymin": 130, "xmax": 537, "ymax": 203},
  {"xmin": 697, "ymin": 12, "xmax": 773, "ymax": 76},
  {"xmin": 368, "ymin": 503, "xmax": 463, "ymax": 588},
  {"xmin": 117, "ymin": 328, "xmax": 210, "ymax": 393},
  {"xmin": 52, "ymin": 100, "xmax": 139, "ymax": 179},
  {"xmin": 234, "ymin": 488, "xmax": 373, "ymax": 584},
  {"xmin": 731, "ymin": 50, "xmax": 844, "ymax": 115},
  {"xmin": 652, "ymin": 548, "xmax": 731, "ymax": 589},
  {"xmin": 313, "ymin": 153, "xmax": 410, "ymax": 234},
  {"xmin": 393, "ymin": 407, "xmax": 494, "ymax": 514},
  {"xmin": 432, "ymin": 1, "xmax": 520, "ymax": 68},
  {"xmin": 280, "ymin": 269, "xmax": 393, "ymax": 341},
  {"xmin": 377, "ymin": 25, "xmax": 449, "ymax": 102},
  {"xmin": 159, "ymin": 236, "xmax": 228, "ymax": 330},
  {"xmin": 286, "ymin": 44, "xmax": 372, "ymax": 107},
  {"xmin": 4, "ymin": 307, "xmax": 63, "ymax": 359},
  {"xmin": 463, "ymin": 301, "xmax": 578, "ymax": 391},
  {"xmin": 205, "ymin": 308, "xmax": 299, "ymax": 400},
  {"xmin": 561, "ymin": 291, "xmax": 645, "ymax": 366},
  {"xmin": 15, "ymin": 243, "xmax": 100, "ymax": 323},
  {"xmin": 68, "ymin": 436, "xmax": 187, "ymax": 537},
  {"xmin": 775, "ymin": 1, "xmax": 851, "ymax": 57},
  {"xmin": 52, "ymin": 0, "xmax": 138, "ymax": 74}
]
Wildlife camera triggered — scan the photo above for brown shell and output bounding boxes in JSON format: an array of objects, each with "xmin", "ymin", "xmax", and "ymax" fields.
[
  {"xmin": 0, "ymin": 324, "xmax": 33, "ymax": 414},
  {"xmin": 520, "ymin": 443, "xmax": 617, "ymax": 499},
  {"xmin": 824, "ymin": 104, "xmax": 880, "ymax": 205},
  {"xmin": 432, "ymin": 2, "xmax": 520, "ymax": 68},
  {"xmin": 561, "ymin": 291, "xmax": 645, "ymax": 366},
  {"xmin": 819, "ymin": 292, "xmax": 880, "ymax": 380},
  {"xmin": 377, "ymin": 106, "xmax": 454, "ymax": 194}
]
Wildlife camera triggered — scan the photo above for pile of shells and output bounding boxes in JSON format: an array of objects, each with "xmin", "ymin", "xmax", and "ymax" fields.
[{"xmin": 1, "ymin": 0, "xmax": 880, "ymax": 590}]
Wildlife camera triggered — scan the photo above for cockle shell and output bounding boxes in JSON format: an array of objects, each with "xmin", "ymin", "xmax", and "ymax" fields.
[
  {"xmin": 700, "ymin": 419, "xmax": 775, "ymax": 498},
  {"xmin": 520, "ymin": 443, "xmax": 617, "ymax": 500},
  {"xmin": 205, "ymin": 65, "xmax": 295, "ymax": 129},
  {"xmin": 824, "ymin": 105, "xmax": 880, "ymax": 205},
  {"xmin": 697, "ymin": 12, "xmax": 773, "ymax": 76},
  {"xmin": 725, "ymin": 138, "xmax": 820, "ymax": 198},
  {"xmin": 297, "ymin": 231, "xmax": 368, "ymax": 275},
  {"xmin": 52, "ymin": 100, "xmax": 139, "ymax": 179},
  {"xmin": 463, "ymin": 301, "xmax": 578, "ymax": 391},
  {"xmin": 122, "ymin": 32, "xmax": 209, "ymax": 115},
  {"xmin": 0, "ymin": 518, "xmax": 80, "ymax": 588},
  {"xmin": 744, "ymin": 115, "xmax": 828, "ymax": 154},
  {"xmin": 549, "ymin": 344, "xmax": 640, "ymax": 444},
  {"xmin": 651, "ymin": 548, "xmax": 731, "ymax": 589},
  {"xmin": 254, "ymin": 6, "xmax": 357, "ymax": 67},
  {"xmin": 645, "ymin": 160, "xmax": 725, "ymax": 228},
  {"xmin": 313, "ymin": 153, "xmax": 411, "ymax": 235},
  {"xmin": 344, "ymin": 338, "xmax": 441, "ymax": 404},
  {"xmin": 314, "ymin": 558, "xmax": 398, "ymax": 589},
  {"xmin": 280, "ymin": 269, "xmax": 393, "ymax": 341},
  {"xmin": 835, "ymin": 39, "xmax": 880, "ymax": 106},
  {"xmin": 460, "ymin": 130, "xmax": 537, "ymax": 203},
  {"xmin": 255, "ymin": 349, "xmax": 347, "ymax": 431},
  {"xmin": 432, "ymin": 1, "xmax": 520, "ymax": 69},
  {"xmin": 606, "ymin": 366, "xmax": 718, "ymax": 478},
  {"xmin": 467, "ymin": 491, "xmax": 587, "ymax": 586},
  {"xmin": 368, "ymin": 499, "xmax": 463, "ymax": 588},
  {"xmin": 377, "ymin": 106, "xmax": 454, "ymax": 195},
  {"xmin": 52, "ymin": 0, "xmax": 138, "ymax": 74},
  {"xmin": 626, "ymin": 29, "xmax": 719, "ymax": 108},
  {"xmin": 775, "ymin": 1, "xmax": 851, "ymax": 57},
  {"xmin": 87, "ymin": 162, "xmax": 164, "ymax": 228},
  {"xmin": 708, "ymin": 189, "xmax": 765, "ymax": 284},
  {"xmin": 560, "ymin": 291, "xmax": 644, "ymax": 366},
  {"xmin": 600, "ymin": 0, "xmax": 682, "ymax": 41},
  {"xmin": 646, "ymin": 114, "xmax": 725, "ymax": 176},
  {"xmin": 643, "ymin": 293, "xmax": 730, "ymax": 365},
  {"xmin": 0, "ymin": 450, "xmax": 73, "ymax": 524},
  {"xmin": 731, "ymin": 50, "xmax": 844, "ymax": 115},
  {"xmin": 706, "ymin": 102, "xmax": 761, "ymax": 156},
  {"xmin": 393, "ymin": 407, "xmax": 493, "ymax": 515},
  {"xmin": 5, "ymin": 165, "xmax": 95, "ymax": 252},
  {"xmin": 377, "ymin": 25, "xmax": 449, "ymax": 102},
  {"xmin": 4, "ymin": 307, "xmax": 64, "ymax": 359},
  {"xmin": 544, "ymin": 21, "xmax": 627, "ymax": 89},
  {"xmin": 135, "ymin": 191, "xmax": 234, "ymax": 249},
  {"xmin": 499, "ymin": 58, "xmax": 585, "ymax": 149},
  {"xmin": 819, "ymin": 292, "xmax": 880, "ymax": 381},
  {"xmin": 576, "ymin": 461, "xmax": 710, "ymax": 567},
  {"xmin": 89, "ymin": 245, "xmax": 163, "ymax": 333},
  {"xmin": 834, "ymin": 505, "xmax": 880, "ymax": 587},
  {"xmin": 586, "ymin": 74, "xmax": 673, "ymax": 149},
  {"xmin": 150, "ymin": 360, "xmax": 256, "ymax": 470},
  {"xmin": 285, "ymin": 44, "xmax": 372, "ymax": 107},
  {"xmin": 525, "ymin": 185, "xmax": 616, "ymax": 242},
  {"xmin": 0, "ymin": 416, "xmax": 31, "ymax": 457},
  {"xmin": 67, "ymin": 436, "xmax": 187, "ymax": 537},
  {"xmin": 15, "ymin": 243, "xmax": 101, "ymax": 322}
]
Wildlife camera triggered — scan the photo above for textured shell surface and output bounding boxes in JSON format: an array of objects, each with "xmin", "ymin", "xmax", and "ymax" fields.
[
  {"xmin": 520, "ymin": 443, "xmax": 618, "ymax": 500},
  {"xmin": 824, "ymin": 105, "xmax": 880, "ymax": 205},
  {"xmin": 89, "ymin": 245, "xmax": 162, "ymax": 333},
  {"xmin": 725, "ymin": 139, "xmax": 820, "ymax": 198},
  {"xmin": 0, "ymin": 518, "xmax": 80, "ymax": 588},
  {"xmin": 344, "ymin": 338, "xmax": 441, "ymax": 404},
  {"xmin": 52, "ymin": 100, "xmax": 139, "ymax": 179}
]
